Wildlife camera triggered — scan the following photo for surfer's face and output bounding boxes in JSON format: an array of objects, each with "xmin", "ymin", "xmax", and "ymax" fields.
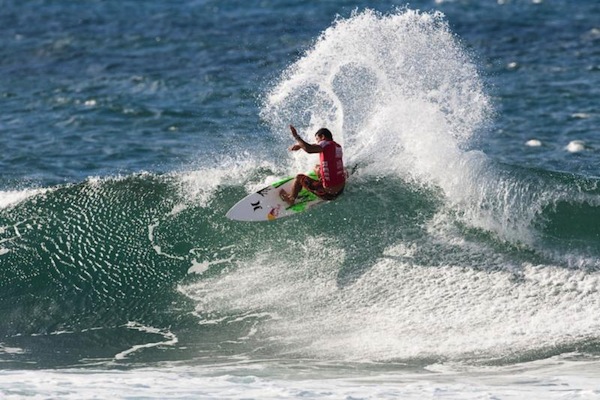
[{"xmin": 315, "ymin": 133, "xmax": 325, "ymax": 143}]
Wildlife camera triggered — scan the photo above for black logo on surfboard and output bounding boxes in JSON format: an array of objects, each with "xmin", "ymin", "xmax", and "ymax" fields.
[
  {"xmin": 251, "ymin": 201, "xmax": 262, "ymax": 211},
  {"xmin": 257, "ymin": 187, "xmax": 271, "ymax": 197}
]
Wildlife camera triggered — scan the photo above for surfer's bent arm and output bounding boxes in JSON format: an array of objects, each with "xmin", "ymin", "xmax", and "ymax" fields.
[{"xmin": 289, "ymin": 125, "xmax": 322, "ymax": 153}]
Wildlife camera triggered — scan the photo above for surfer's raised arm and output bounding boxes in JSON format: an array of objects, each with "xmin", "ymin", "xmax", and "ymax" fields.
[{"xmin": 288, "ymin": 125, "xmax": 322, "ymax": 154}]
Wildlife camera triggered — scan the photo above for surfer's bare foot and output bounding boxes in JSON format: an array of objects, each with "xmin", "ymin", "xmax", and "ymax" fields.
[{"xmin": 279, "ymin": 189, "xmax": 295, "ymax": 206}]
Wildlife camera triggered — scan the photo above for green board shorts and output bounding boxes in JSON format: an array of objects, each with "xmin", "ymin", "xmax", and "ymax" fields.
[{"xmin": 298, "ymin": 174, "xmax": 344, "ymax": 201}]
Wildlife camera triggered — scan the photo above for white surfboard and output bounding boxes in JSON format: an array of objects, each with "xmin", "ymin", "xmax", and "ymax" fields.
[{"xmin": 226, "ymin": 172, "xmax": 325, "ymax": 222}]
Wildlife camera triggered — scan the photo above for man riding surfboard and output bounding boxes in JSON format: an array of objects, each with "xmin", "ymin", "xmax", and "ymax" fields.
[{"xmin": 279, "ymin": 125, "xmax": 346, "ymax": 206}]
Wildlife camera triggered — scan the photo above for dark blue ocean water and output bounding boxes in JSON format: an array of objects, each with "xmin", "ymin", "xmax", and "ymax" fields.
[
  {"xmin": 1, "ymin": 1, "xmax": 599, "ymax": 398},
  {"xmin": 2, "ymin": 0, "xmax": 597, "ymax": 187}
]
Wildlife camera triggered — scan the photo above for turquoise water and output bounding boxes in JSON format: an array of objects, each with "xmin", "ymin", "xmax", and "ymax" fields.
[{"xmin": 1, "ymin": 1, "xmax": 600, "ymax": 398}]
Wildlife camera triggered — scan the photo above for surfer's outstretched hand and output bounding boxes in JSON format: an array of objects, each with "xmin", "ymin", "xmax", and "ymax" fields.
[
  {"xmin": 288, "ymin": 125, "xmax": 301, "ymax": 151},
  {"xmin": 290, "ymin": 125, "xmax": 299, "ymax": 137}
]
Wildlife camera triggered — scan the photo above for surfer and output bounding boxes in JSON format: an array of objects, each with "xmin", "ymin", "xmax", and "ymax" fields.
[{"xmin": 279, "ymin": 125, "xmax": 345, "ymax": 206}]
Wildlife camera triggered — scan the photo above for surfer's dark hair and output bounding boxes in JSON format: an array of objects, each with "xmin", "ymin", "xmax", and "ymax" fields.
[{"xmin": 316, "ymin": 128, "xmax": 333, "ymax": 140}]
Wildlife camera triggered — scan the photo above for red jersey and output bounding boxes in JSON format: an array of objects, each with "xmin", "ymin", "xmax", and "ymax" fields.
[{"xmin": 319, "ymin": 140, "xmax": 345, "ymax": 187}]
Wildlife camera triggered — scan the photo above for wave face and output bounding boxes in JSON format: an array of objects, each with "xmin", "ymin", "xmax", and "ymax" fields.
[{"xmin": 1, "ymin": 8, "xmax": 600, "ymax": 369}]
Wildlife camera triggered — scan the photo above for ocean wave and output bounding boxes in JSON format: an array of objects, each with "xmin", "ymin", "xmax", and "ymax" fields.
[{"xmin": 1, "ymin": 6, "xmax": 599, "ymax": 368}]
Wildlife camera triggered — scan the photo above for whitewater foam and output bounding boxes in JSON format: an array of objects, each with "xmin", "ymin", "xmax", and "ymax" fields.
[
  {"xmin": 180, "ymin": 226, "xmax": 600, "ymax": 364},
  {"xmin": 178, "ymin": 155, "xmax": 280, "ymax": 207},
  {"xmin": 1, "ymin": 358, "xmax": 598, "ymax": 400},
  {"xmin": 0, "ymin": 188, "xmax": 48, "ymax": 210}
]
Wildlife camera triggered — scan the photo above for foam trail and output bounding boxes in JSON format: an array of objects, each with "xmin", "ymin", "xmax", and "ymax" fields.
[{"xmin": 114, "ymin": 322, "xmax": 178, "ymax": 360}]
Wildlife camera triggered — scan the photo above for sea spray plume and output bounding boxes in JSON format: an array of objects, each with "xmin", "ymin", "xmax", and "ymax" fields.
[
  {"xmin": 261, "ymin": 8, "xmax": 491, "ymax": 165},
  {"xmin": 268, "ymin": 9, "xmax": 597, "ymax": 257},
  {"xmin": 260, "ymin": 7, "xmax": 599, "ymax": 257},
  {"xmin": 261, "ymin": 9, "xmax": 512, "ymax": 231},
  {"xmin": 261, "ymin": 8, "xmax": 493, "ymax": 199}
]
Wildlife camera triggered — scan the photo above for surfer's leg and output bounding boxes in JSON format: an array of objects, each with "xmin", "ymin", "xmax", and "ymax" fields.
[
  {"xmin": 279, "ymin": 175, "xmax": 304, "ymax": 206},
  {"xmin": 298, "ymin": 174, "xmax": 325, "ymax": 196},
  {"xmin": 291, "ymin": 174, "xmax": 308, "ymax": 198},
  {"xmin": 299, "ymin": 175, "xmax": 343, "ymax": 201},
  {"xmin": 280, "ymin": 174, "xmax": 317, "ymax": 206},
  {"xmin": 279, "ymin": 188, "xmax": 295, "ymax": 206}
]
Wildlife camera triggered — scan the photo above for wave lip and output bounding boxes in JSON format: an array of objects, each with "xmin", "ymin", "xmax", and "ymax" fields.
[{"xmin": 0, "ymin": 188, "xmax": 49, "ymax": 210}]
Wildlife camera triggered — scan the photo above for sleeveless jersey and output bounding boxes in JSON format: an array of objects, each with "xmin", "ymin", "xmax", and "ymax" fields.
[{"xmin": 319, "ymin": 140, "xmax": 345, "ymax": 187}]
